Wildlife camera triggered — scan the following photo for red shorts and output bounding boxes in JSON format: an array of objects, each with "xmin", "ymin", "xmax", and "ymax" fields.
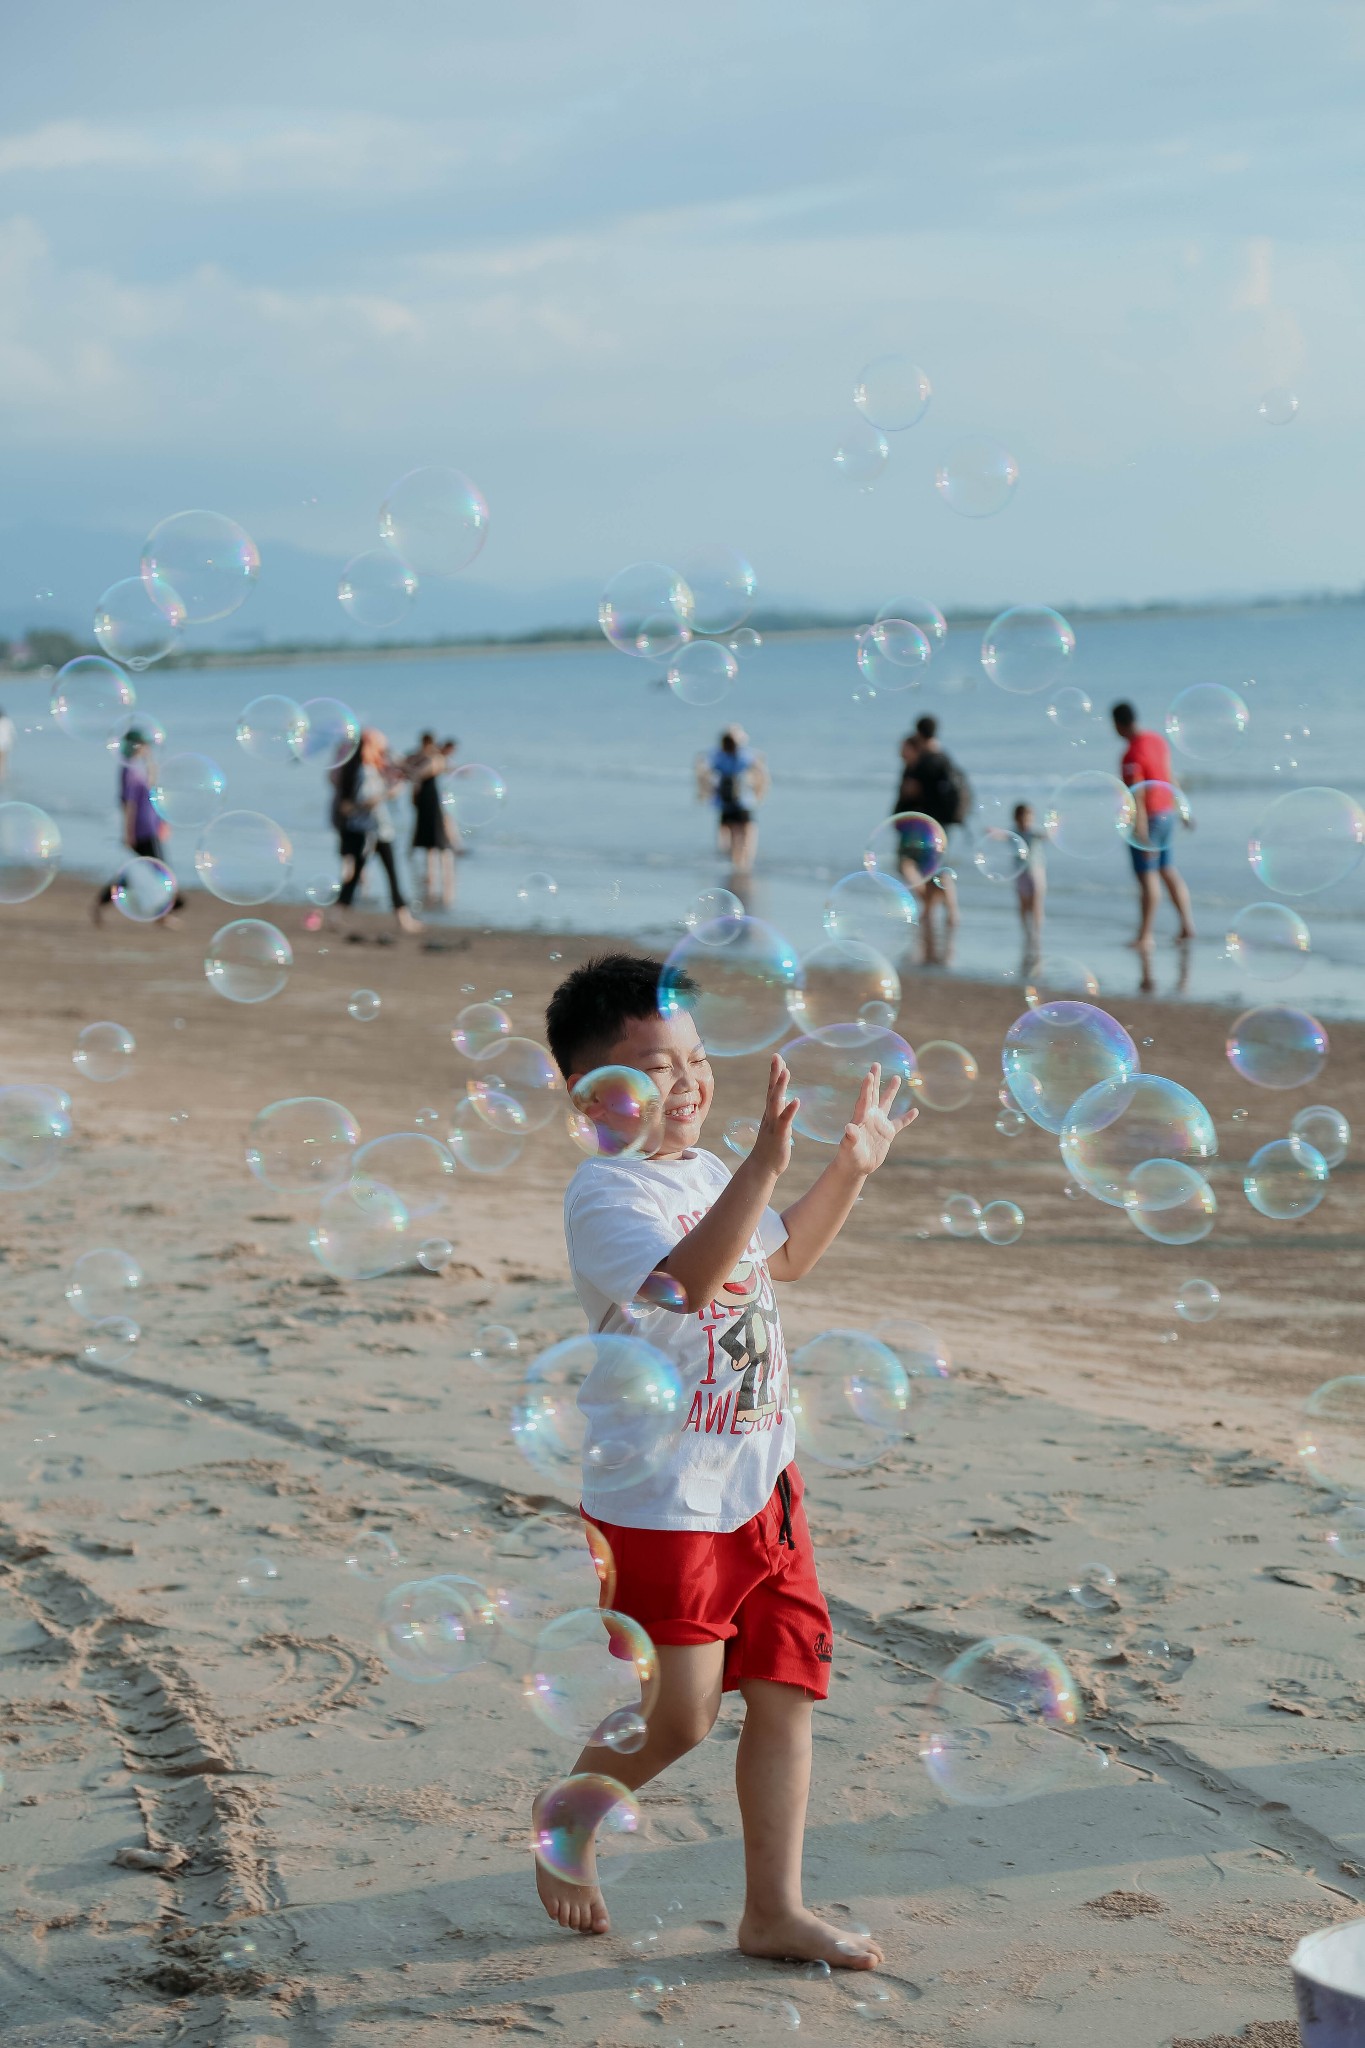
[{"xmin": 583, "ymin": 1465, "xmax": 833, "ymax": 1699}]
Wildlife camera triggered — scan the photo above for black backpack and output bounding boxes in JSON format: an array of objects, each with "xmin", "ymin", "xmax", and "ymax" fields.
[{"xmin": 917, "ymin": 751, "xmax": 971, "ymax": 828}]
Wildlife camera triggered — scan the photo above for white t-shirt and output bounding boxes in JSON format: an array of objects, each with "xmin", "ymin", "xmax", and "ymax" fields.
[{"xmin": 563, "ymin": 1146, "xmax": 794, "ymax": 1532}]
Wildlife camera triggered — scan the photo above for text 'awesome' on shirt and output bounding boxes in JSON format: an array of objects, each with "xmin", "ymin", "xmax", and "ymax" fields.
[
  {"xmin": 1120, "ymin": 729, "xmax": 1177, "ymax": 812},
  {"xmin": 563, "ymin": 1147, "xmax": 794, "ymax": 1531}
]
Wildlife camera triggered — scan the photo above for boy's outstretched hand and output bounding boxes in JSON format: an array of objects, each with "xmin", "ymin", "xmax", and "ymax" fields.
[
  {"xmin": 839, "ymin": 1062, "xmax": 916, "ymax": 1175},
  {"xmin": 748, "ymin": 1053, "xmax": 799, "ymax": 1180}
]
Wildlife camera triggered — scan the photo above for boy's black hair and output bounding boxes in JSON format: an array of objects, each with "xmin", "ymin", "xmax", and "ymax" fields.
[
  {"xmin": 1111, "ymin": 700, "xmax": 1137, "ymax": 728},
  {"xmin": 915, "ymin": 713, "xmax": 938, "ymax": 740},
  {"xmin": 545, "ymin": 951, "xmax": 696, "ymax": 1079}
]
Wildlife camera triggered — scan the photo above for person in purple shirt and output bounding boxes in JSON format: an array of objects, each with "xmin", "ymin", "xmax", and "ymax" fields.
[{"xmin": 93, "ymin": 729, "xmax": 184, "ymax": 924}]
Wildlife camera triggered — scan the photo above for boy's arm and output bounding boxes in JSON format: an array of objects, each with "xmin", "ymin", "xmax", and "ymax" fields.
[
  {"xmin": 658, "ymin": 1055, "xmax": 796, "ymax": 1311},
  {"xmin": 769, "ymin": 1064, "xmax": 915, "ymax": 1283}
]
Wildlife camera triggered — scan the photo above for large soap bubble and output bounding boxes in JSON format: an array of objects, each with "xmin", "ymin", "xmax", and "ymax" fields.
[
  {"xmin": 310, "ymin": 1180, "xmax": 411, "ymax": 1280},
  {"xmin": 790, "ymin": 1331, "xmax": 911, "ymax": 1469},
  {"xmin": 1244, "ymin": 1138, "xmax": 1328, "ymax": 1220},
  {"xmin": 934, "ymin": 438, "xmax": 1019, "ymax": 518},
  {"xmin": 795, "ymin": 938, "xmax": 900, "ymax": 1031},
  {"xmin": 141, "ymin": 510, "xmax": 260, "ymax": 624},
  {"xmin": 855, "ymin": 619, "xmax": 931, "ymax": 693},
  {"xmin": 1248, "ymin": 787, "xmax": 1365, "ymax": 898},
  {"xmin": 911, "ymin": 1041, "xmax": 978, "ymax": 1112},
  {"xmin": 875, "ymin": 594, "xmax": 947, "ymax": 650},
  {"xmin": 451, "ymin": 1001, "xmax": 512, "ymax": 1059},
  {"xmin": 667, "ymin": 640, "xmax": 737, "ymax": 706},
  {"xmin": 1044, "ymin": 773, "xmax": 1136, "ymax": 859},
  {"xmin": 1061, "ymin": 1074, "xmax": 1216, "ymax": 1208},
  {"xmin": 299, "ymin": 697, "xmax": 361, "ymax": 767},
  {"xmin": 195, "ymin": 811, "xmax": 292, "ymax": 906},
  {"xmin": 1226, "ymin": 1006, "xmax": 1327, "ymax": 1091},
  {"xmin": 1002, "ymin": 1001, "xmax": 1138, "ymax": 1135},
  {"xmin": 511, "ymin": 1334, "xmax": 683, "ymax": 1497},
  {"xmin": 67, "ymin": 1247, "xmax": 143, "ymax": 1322},
  {"xmin": 112, "ymin": 855, "xmax": 176, "ymax": 923},
  {"xmin": 1291, "ymin": 1105, "xmax": 1350, "ymax": 1169},
  {"xmin": 822, "ymin": 868, "xmax": 918, "ymax": 949},
  {"xmin": 338, "ymin": 549, "xmax": 418, "ymax": 628},
  {"xmin": 980, "ymin": 607, "xmax": 1075, "ymax": 696},
  {"xmin": 784, "ymin": 1022, "xmax": 916, "ymax": 1144},
  {"xmin": 50, "ymin": 657, "xmax": 137, "ymax": 744},
  {"xmin": 525, "ymin": 1607, "xmax": 658, "ymax": 1745},
  {"xmin": 864, "ymin": 811, "xmax": 948, "ymax": 881},
  {"xmin": 833, "ymin": 419, "xmax": 889, "ymax": 487},
  {"xmin": 921, "ymin": 1636, "xmax": 1082, "ymax": 1806},
  {"xmin": 677, "ymin": 544, "xmax": 756, "ymax": 635},
  {"xmin": 94, "ymin": 574, "xmax": 185, "ymax": 669},
  {"xmin": 659, "ymin": 917, "xmax": 802, "ymax": 1058},
  {"xmin": 440, "ymin": 762, "xmax": 506, "ymax": 832},
  {"xmin": 448, "ymin": 1098, "xmax": 523, "ymax": 1173},
  {"xmin": 236, "ymin": 694, "xmax": 308, "ymax": 765},
  {"xmin": 570, "ymin": 1067, "xmax": 663, "ymax": 1159},
  {"xmin": 0, "ymin": 1084, "xmax": 72, "ymax": 1191},
  {"xmin": 0, "ymin": 803, "xmax": 61, "ymax": 904},
  {"xmin": 854, "ymin": 353, "xmax": 931, "ymax": 431},
  {"xmin": 352, "ymin": 1133, "xmax": 456, "ymax": 1220},
  {"xmin": 205, "ymin": 920, "xmax": 292, "ymax": 1004},
  {"xmin": 1299, "ymin": 1376, "xmax": 1365, "ymax": 1495},
  {"xmin": 377, "ymin": 1576, "xmax": 489, "ymax": 1682},
  {"xmin": 467, "ymin": 1037, "xmax": 562, "ymax": 1131},
  {"xmin": 73, "ymin": 1021, "xmax": 135, "ymax": 1083},
  {"xmin": 599, "ymin": 562, "xmax": 694, "ymax": 660},
  {"xmin": 532, "ymin": 1773, "xmax": 641, "ymax": 1886},
  {"xmin": 1123, "ymin": 1160, "xmax": 1217, "ymax": 1244},
  {"xmin": 247, "ymin": 1097, "xmax": 360, "ymax": 1192},
  {"xmin": 150, "ymin": 753, "xmax": 226, "ymax": 830},
  {"xmin": 1165, "ymin": 683, "xmax": 1249, "ymax": 763},
  {"xmin": 378, "ymin": 465, "xmax": 489, "ymax": 577},
  {"xmin": 1225, "ymin": 902, "xmax": 1311, "ymax": 982}
]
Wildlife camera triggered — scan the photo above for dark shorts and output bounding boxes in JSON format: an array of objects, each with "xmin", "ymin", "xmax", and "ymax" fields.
[
  {"xmin": 1130, "ymin": 807, "xmax": 1175, "ymax": 874},
  {"xmin": 583, "ymin": 1466, "xmax": 833, "ymax": 1697},
  {"xmin": 720, "ymin": 804, "xmax": 752, "ymax": 828}
]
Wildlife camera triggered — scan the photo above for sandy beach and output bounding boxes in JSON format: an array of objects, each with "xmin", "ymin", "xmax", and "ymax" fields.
[{"xmin": 3, "ymin": 876, "xmax": 1364, "ymax": 2047}]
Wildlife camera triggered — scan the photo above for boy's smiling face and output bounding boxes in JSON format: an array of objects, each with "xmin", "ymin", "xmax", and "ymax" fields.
[{"xmin": 577, "ymin": 1009, "xmax": 714, "ymax": 1159}]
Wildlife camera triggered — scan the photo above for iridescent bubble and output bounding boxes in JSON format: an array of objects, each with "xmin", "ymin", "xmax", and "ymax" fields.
[
  {"xmin": 150, "ymin": 753, "xmax": 226, "ymax": 830},
  {"xmin": 783, "ymin": 1022, "xmax": 916, "ymax": 1144},
  {"xmin": 632, "ymin": 1270, "xmax": 688, "ymax": 1313},
  {"xmin": 299, "ymin": 697, "xmax": 361, "ymax": 766},
  {"xmin": 599, "ymin": 562, "xmax": 694, "ymax": 659},
  {"xmin": 82, "ymin": 1315, "xmax": 139, "ymax": 1367},
  {"xmin": 1290, "ymin": 1104, "xmax": 1350, "ymax": 1169},
  {"xmin": 570, "ymin": 1067, "xmax": 663, "ymax": 1160},
  {"xmin": 448, "ymin": 1098, "xmax": 523, "ymax": 1174},
  {"xmin": 1298, "ymin": 1376, "xmax": 1365, "ymax": 1495},
  {"xmin": 659, "ymin": 917, "xmax": 803, "ymax": 1057},
  {"xmin": 1046, "ymin": 686, "xmax": 1094, "ymax": 737},
  {"xmin": 940, "ymin": 1192, "xmax": 981, "ymax": 1237},
  {"xmin": 378, "ymin": 466, "xmax": 489, "ymax": 577},
  {"xmin": 440, "ymin": 762, "xmax": 506, "ymax": 832},
  {"xmin": 525, "ymin": 1606, "xmax": 658, "ymax": 1744},
  {"xmin": 1061, "ymin": 1074, "xmax": 1217, "ymax": 1208},
  {"xmin": 973, "ymin": 828, "xmax": 1028, "ymax": 884},
  {"xmin": 934, "ymin": 438, "xmax": 1019, "ymax": 518},
  {"xmin": 66, "ymin": 1248, "xmax": 142, "ymax": 1322},
  {"xmin": 854, "ymin": 353, "xmax": 931, "ymax": 431},
  {"xmin": 511, "ymin": 1333, "xmax": 683, "ymax": 1496},
  {"xmin": 1121, "ymin": 782, "xmax": 1191, "ymax": 850},
  {"xmin": 667, "ymin": 639, "xmax": 736, "ymax": 706},
  {"xmin": 678, "ymin": 544, "xmax": 756, "ymax": 635},
  {"xmin": 93, "ymin": 574, "xmax": 185, "ymax": 669},
  {"xmin": 195, "ymin": 811, "xmax": 292, "ymax": 906},
  {"xmin": 345, "ymin": 1528, "xmax": 404, "ymax": 1577},
  {"xmin": 337, "ymin": 548, "xmax": 418, "ymax": 628},
  {"xmin": 1043, "ymin": 773, "xmax": 1136, "ymax": 859},
  {"xmin": 304, "ymin": 873, "xmax": 340, "ymax": 909},
  {"xmin": 864, "ymin": 810, "xmax": 948, "ymax": 881},
  {"xmin": 73, "ymin": 1020, "xmax": 134, "ymax": 1084},
  {"xmin": 833, "ymin": 420, "xmax": 890, "ymax": 488},
  {"xmin": 0, "ymin": 802, "xmax": 61, "ymax": 903},
  {"xmin": 728, "ymin": 625, "xmax": 763, "ymax": 654},
  {"xmin": 111, "ymin": 855, "xmax": 176, "ymax": 923},
  {"xmin": 1175, "ymin": 1278, "xmax": 1220, "ymax": 1323},
  {"xmin": 1226, "ymin": 1005, "xmax": 1327, "ymax": 1090},
  {"xmin": 875, "ymin": 1318, "xmax": 951, "ymax": 1398},
  {"xmin": 790, "ymin": 1331, "xmax": 911, "ymax": 1469},
  {"xmin": 1244, "ymin": 1137, "xmax": 1328, "ymax": 1220},
  {"xmin": 50, "ymin": 656, "xmax": 136, "ymax": 743},
  {"xmin": 723, "ymin": 1116, "xmax": 760, "ymax": 1159},
  {"xmin": 469, "ymin": 1084, "xmax": 529, "ymax": 1137},
  {"xmin": 235, "ymin": 1555, "xmax": 280, "ymax": 1596},
  {"xmin": 921, "ymin": 1636, "xmax": 1081, "ymax": 1805},
  {"xmin": 469, "ymin": 1322, "xmax": 520, "ymax": 1364},
  {"xmin": 1165, "ymin": 684, "xmax": 1250, "ymax": 763},
  {"xmin": 309, "ymin": 1179, "xmax": 411, "ymax": 1280},
  {"xmin": 981, "ymin": 608, "xmax": 1075, "ymax": 696},
  {"xmin": 855, "ymin": 619, "xmax": 931, "ymax": 693},
  {"xmin": 1023, "ymin": 957, "xmax": 1100, "ymax": 1005},
  {"xmin": 686, "ymin": 886, "xmax": 744, "ymax": 931},
  {"xmin": 347, "ymin": 989, "xmax": 381, "ymax": 1023},
  {"xmin": 141, "ymin": 509, "xmax": 260, "ymax": 624},
  {"xmin": 467, "ymin": 1037, "xmax": 562, "ymax": 1131},
  {"xmin": 979, "ymin": 1200, "xmax": 1024, "ymax": 1245},
  {"xmin": 995, "ymin": 1107, "xmax": 1026, "ymax": 1137},
  {"xmin": 597, "ymin": 1706, "xmax": 648, "ymax": 1754},
  {"xmin": 353, "ymin": 1133, "xmax": 455, "ymax": 1221},
  {"xmin": 490, "ymin": 1513, "xmax": 616, "ymax": 1641},
  {"xmin": 531, "ymin": 1772, "xmax": 641, "ymax": 1886},
  {"xmin": 1123, "ymin": 1160, "xmax": 1217, "ymax": 1244},
  {"xmin": 516, "ymin": 872, "xmax": 559, "ymax": 918},
  {"xmin": 1248, "ymin": 787, "xmax": 1365, "ymax": 898},
  {"xmin": 795, "ymin": 939, "xmax": 900, "ymax": 1031},
  {"xmin": 417, "ymin": 1237, "xmax": 453, "ymax": 1273},
  {"xmin": 1002, "ymin": 1001, "xmax": 1138, "ymax": 1134},
  {"xmin": 1258, "ymin": 386, "xmax": 1299, "ymax": 425},
  {"xmin": 246, "ymin": 1097, "xmax": 360, "ymax": 1192},
  {"xmin": 236, "ymin": 694, "xmax": 308, "ymax": 765},
  {"xmin": 0, "ymin": 1084, "xmax": 71, "ymax": 1192},
  {"xmin": 911, "ymin": 1041, "xmax": 978, "ymax": 1112},
  {"xmin": 1225, "ymin": 902, "xmax": 1311, "ymax": 982},
  {"xmin": 822, "ymin": 868, "xmax": 917, "ymax": 949},
  {"xmin": 451, "ymin": 1001, "xmax": 511, "ymax": 1059},
  {"xmin": 205, "ymin": 920, "xmax": 292, "ymax": 1004},
  {"xmin": 377, "ymin": 1576, "xmax": 488, "ymax": 1681}
]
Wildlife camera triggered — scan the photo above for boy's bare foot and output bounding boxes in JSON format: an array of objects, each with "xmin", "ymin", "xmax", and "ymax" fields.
[
  {"xmin": 534, "ymin": 1858, "xmax": 609, "ymax": 1934},
  {"xmin": 738, "ymin": 1905, "xmax": 882, "ymax": 1970}
]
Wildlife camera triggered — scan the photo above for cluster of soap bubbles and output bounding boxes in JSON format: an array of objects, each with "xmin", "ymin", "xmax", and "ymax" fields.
[
  {"xmin": 66, "ymin": 1246, "xmax": 143, "ymax": 1366},
  {"xmin": 338, "ymin": 466, "xmax": 489, "ymax": 630},
  {"xmin": 598, "ymin": 547, "xmax": 757, "ymax": 706}
]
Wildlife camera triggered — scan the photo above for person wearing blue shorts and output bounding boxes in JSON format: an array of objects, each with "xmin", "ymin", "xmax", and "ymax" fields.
[{"xmin": 1112, "ymin": 702, "xmax": 1195, "ymax": 955}]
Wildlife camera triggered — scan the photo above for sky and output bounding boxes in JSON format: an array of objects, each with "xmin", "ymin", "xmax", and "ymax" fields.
[{"xmin": 3, "ymin": 0, "xmax": 1365, "ymax": 637}]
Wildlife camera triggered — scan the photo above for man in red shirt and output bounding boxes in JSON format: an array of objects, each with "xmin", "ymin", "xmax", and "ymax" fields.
[{"xmin": 1112, "ymin": 701, "xmax": 1195, "ymax": 957}]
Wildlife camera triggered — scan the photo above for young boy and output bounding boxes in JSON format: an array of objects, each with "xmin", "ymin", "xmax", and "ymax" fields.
[
  {"xmin": 1012, "ymin": 801, "xmax": 1046, "ymax": 954},
  {"xmin": 537, "ymin": 953, "xmax": 916, "ymax": 1967}
]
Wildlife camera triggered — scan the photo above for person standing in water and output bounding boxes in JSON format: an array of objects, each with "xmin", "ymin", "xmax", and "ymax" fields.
[
  {"xmin": 92, "ymin": 729, "xmax": 184, "ymax": 924},
  {"xmin": 406, "ymin": 730, "xmax": 457, "ymax": 910},
  {"xmin": 332, "ymin": 729, "xmax": 422, "ymax": 934},
  {"xmin": 1111, "ymin": 701, "xmax": 1195, "ymax": 956},
  {"xmin": 696, "ymin": 727, "xmax": 768, "ymax": 874},
  {"xmin": 894, "ymin": 715, "xmax": 969, "ymax": 964}
]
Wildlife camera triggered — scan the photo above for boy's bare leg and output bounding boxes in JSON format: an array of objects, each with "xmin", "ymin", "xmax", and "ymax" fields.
[
  {"xmin": 534, "ymin": 1641, "xmax": 725, "ymax": 1934},
  {"xmin": 734, "ymin": 1679, "xmax": 882, "ymax": 1969},
  {"xmin": 1162, "ymin": 865, "xmax": 1196, "ymax": 940},
  {"xmin": 1131, "ymin": 868, "xmax": 1160, "ymax": 949}
]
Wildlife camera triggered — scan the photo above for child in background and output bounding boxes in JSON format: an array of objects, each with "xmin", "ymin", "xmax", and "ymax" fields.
[
  {"xmin": 1013, "ymin": 801, "xmax": 1046, "ymax": 957},
  {"xmin": 537, "ymin": 953, "xmax": 916, "ymax": 1966}
]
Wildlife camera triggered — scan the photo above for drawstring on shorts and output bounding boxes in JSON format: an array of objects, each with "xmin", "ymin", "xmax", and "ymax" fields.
[{"xmin": 775, "ymin": 1468, "xmax": 795, "ymax": 1550}]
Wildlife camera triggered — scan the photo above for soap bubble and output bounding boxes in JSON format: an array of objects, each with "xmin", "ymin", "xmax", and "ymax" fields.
[
  {"xmin": 1046, "ymin": 686, "xmax": 1095, "ymax": 738},
  {"xmin": 1175, "ymin": 1278, "xmax": 1220, "ymax": 1323},
  {"xmin": 440, "ymin": 762, "xmax": 506, "ymax": 831},
  {"xmin": 1244, "ymin": 1137, "xmax": 1328, "ymax": 1220},
  {"xmin": 934, "ymin": 438, "xmax": 1019, "ymax": 518},
  {"xmin": 784, "ymin": 1022, "xmax": 916, "ymax": 1144},
  {"xmin": 940, "ymin": 1192, "xmax": 981, "ymax": 1237},
  {"xmin": 864, "ymin": 810, "xmax": 948, "ymax": 881},
  {"xmin": 597, "ymin": 1706, "xmax": 648, "ymax": 1754},
  {"xmin": 525, "ymin": 1606, "xmax": 658, "ymax": 1744},
  {"xmin": 599, "ymin": 562, "xmax": 694, "ymax": 659},
  {"xmin": 1299, "ymin": 1376, "xmax": 1365, "ymax": 1495},
  {"xmin": 1002, "ymin": 1001, "xmax": 1138, "ymax": 1134},
  {"xmin": 1024, "ymin": 957, "xmax": 1100, "ymax": 1005},
  {"xmin": 1067, "ymin": 1563, "xmax": 1117, "ymax": 1613},
  {"xmin": 304, "ymin": 873, "xmax": 340, "ymax": 909},
  {"xmin": 469, "ymin": 1084, "xmax": 529, "ymax": 1137},
  {"xmin": 1290, "ymin": 1105, "xmax": 1350, "ymax": 1169},
  {"xmin": 1044, "ymin": 773, "xmax": 1136, "ymax": 859},
  {"xmin": 632, "ymin": 1270, "xmax": 688, "ymax": 1314},
  {"xmin": 974, "ymin": 828, "xmax": 1029, "ymax": 883},
  {"xmin": 677, "ymin": 544, "xmax": 756, "ymax": 635},
  {"xmin": 235, "ymin": 1555, "xmax": 280, "ymax": 1596},
  {"xmin": 1062, "ymin": 1074, "xmax": 1216, "ymax": 1208},
  {"xmin": 979, "ymin": 1200, "xmax": 1024, "ymax": 1245},
  {"xmin": 490, "ymin": 1514, "xmax": 617, "ymax": 1641},
  {"xmin": 93, "ymin": 574, "xmax": 185, "ymax": 668},
  {"xmin": 921, "ymin": 1636, "xmax": 1081, "ymax": 1805},
  {"xmin": 790, "ymin": 1331, "xmax": 911, "ymax": 1469},
  {"xmin": 82, "ymin": 1316, "xmax": 139, "ymax": 1367},
  {"xmin": 532, "ymin": 1773, "xmax": 641, "ymax": 1886},
  {"xmin": 854, "ymin": 353, "xmax": 931, "ymax": 431},
  {"xmin": 205, "ymin": 919, "xmax": 292, "ymax": 1004},
  {"xmin": 995, "ymin": 1107, "xmax": 1026, "ymax": 1137},
  {"xmin": 451, "ymin": 1001, "xmax": 511, "ymax": 1059},
  {"xmin": 1248, "ymin": 786, "xmax": 1365, "ymax": 898},
  {"xmin": 1121, "ymin": 782, "xmax": 1191, "ymax": 850},
  {"xmin": 66, "ymin": 1248, "xmax": 142, "ymax": 1322},
  {"xmin": 855, "ymin": 619, "xmax": 931, "ymax": 692},
  {"xmin": 141, "ymin": 509, "xmax": 260, "ymax": 623},
  {"xmin": 1258, "ymin": 386, "xmax": 1299, "ymax": 424},
  {"xmin": 347, "ymin": 989, "xmax": 381, "ymax": 1024},
  {"xmin": 377, "ymin": 1576, "xmax": 488, "ymax": 1682},
  {"xmin": 246, "ymin": 1097, "xmax": 360, "ymax": 1192},
  {"xmin": 981, "ymin": 607, "xmax": 1075, "ymax": 696},
  {"xmin": 685, "ymin": 886, "xmax": 744, "ymax": 932},
  {"xmin": 1123, "ymin": 1160, "xmax": 1217, "ymax": 1244},
  {"xmin": 659, "ymin": 917, "xmax": 802, "ymax": 1057},
  {"xmin": 417, "ymin": 1235, "xmax": 452, "ymax": 1271},
  {"xmin": 353, "ymin": 1133, "xmax": 456, "ymax": 1220},
  {"xmin": 668, "ymin": 639, "xmax": 736, "ymax": 705},
  {"xmin": 378, "ymin": 465, "xmax": 489, "ymax": 577},
  {"xmin": 150, "ymin": 753, "xmax": 226, "ymax": 829},
  {"xmin": 299, "ymin": 696, "xmax": 361, "ymax": 766},
  {"xmin": 73, "ymin": 1020, "xmax": 135, "ymax": 1084},
  {"xmin": 1226, "ymin": 1005, "xmax": 1327, "ymax": 1090},
  {"xmin": 337, "ymin": 548, "xmax": 418, "ymax": 628},
  {"xmin": 795, "ymin": 938, "xmax": 900, "ymax": 1031},
  {"xmin": 236, "ymin": 694, "xmax": 308, "ymax": 765},
  {"xmin": 833, "ymin": 420, "xmax": 889, "ymax": 487},
  {"xmin": 345, "ymin": 1529, "xmax": 404, "ymax": 1578},
  {"xmin": 570, "ymin": 1067, "xmax": 663, "ymax": 1159},
  {"xmin": 515, "ymin": 872, "xmax": 559, "ymax": 918},
  {"xmin": 1165, "ymin": 684, "xmax": 1249, "ymax": 763},
  {"xmin": 50, "ymin": 656, "xmax": 137, "ymax": 743},
  {"xmin": 195, "ymin": 811, "xmax": 291, "ymax": 906},
  {"xmin": 448, "ymin": 1098, "xmax": 523, "ymax": 1173},
  {"xmin": 309, "ymin": 1180, "xmax": 411, "ymax": 1280},
  {"xmin": 467, "ymin": 1037, "xmax": 562, "ymax": 1131},
  {"xmin": 0, "ymin": 1085, "xmax": 72, "ymax": 1190},
  {"xmin": 0, "ymin": 802, "xmax": 61, "ymax": 903},
  {"xmin": 468, "ymin": 1322, "xmax": 520, "ymax": 1364},
  {"xmin": 112, "ymin": 855, "xmax": 176, "ymax": 923},
  {"xmin": 511, "ymin": 1333, "xmax": 683, "ymax": 1496},
  {"xmin": 911, "ymin": 1041, "xmax": 978, "ymax": 1112},
  {"xmin": 875, "ymin": 1317, "xmax": 951, "ymax": 1395},
  {"xmin": 1225, "ymin": 902, "xmax": 1311, "ymax": 982},
  {"xmin": 723, "ymin": 1116, "xmax": 759, "ymax": 1159},
  {"xmin": 822, "ymin": 868, "xmax": 917, "ymax": 948}
]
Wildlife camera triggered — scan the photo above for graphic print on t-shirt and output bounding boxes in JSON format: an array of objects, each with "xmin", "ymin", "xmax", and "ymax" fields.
[
  {"xmin": 716, "ymin": 1253, "xmax": 778, "ymax": 1420},
  {"xmin": 678, "ymin": 1224, "xmax": 787, "ymax": 1439}
]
